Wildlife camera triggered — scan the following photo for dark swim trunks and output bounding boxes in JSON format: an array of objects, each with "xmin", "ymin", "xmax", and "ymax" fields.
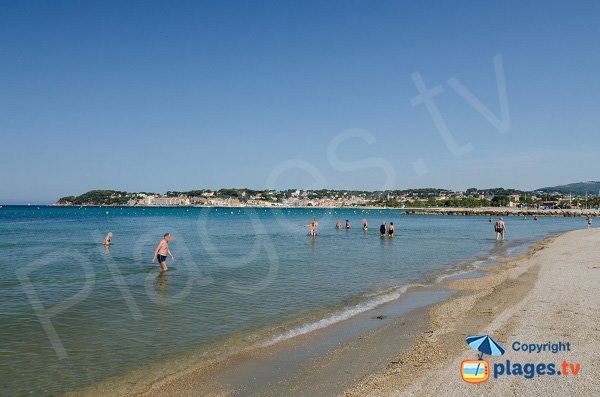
[{"xmin": 157, "ymin": 254, "xmax": 167, "ymax": 263}]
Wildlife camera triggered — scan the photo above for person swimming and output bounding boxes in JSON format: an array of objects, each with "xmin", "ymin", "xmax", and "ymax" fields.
[{"xmin": 388, "ymin": 222, "xmax": 395, "ymax": 237}]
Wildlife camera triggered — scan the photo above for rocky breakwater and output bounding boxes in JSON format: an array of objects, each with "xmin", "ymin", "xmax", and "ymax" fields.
[{"xmin": 403, "ymin": 207, "xmax": 599, "ymax": 217}]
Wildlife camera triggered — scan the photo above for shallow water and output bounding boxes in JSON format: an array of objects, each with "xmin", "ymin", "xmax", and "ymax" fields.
[{"xmin": 0, "ymin": 206, "xmax": 586, "ymax": 395}]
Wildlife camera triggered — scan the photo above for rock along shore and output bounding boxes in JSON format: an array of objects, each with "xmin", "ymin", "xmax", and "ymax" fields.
[{"xmin": 403, "ymin": 207, "xmax": 599, "ymax": 217}]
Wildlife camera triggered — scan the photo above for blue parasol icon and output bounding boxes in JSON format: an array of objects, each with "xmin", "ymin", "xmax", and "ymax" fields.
[
  {"xmin": 466, "ymin": 335, "xmax": 505, "ymax": 360},
  {"xmin": 465, "ymin": 335, "xmax": 505, "ymax": 378}
]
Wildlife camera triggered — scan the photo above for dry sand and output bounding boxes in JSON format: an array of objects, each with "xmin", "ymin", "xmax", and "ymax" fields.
[{"xmin": 344, "ymin": 228, "xmax": 600, "ymax": 397}]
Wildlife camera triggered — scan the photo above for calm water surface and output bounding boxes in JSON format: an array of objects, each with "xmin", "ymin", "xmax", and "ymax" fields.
[{"xmin": 0, "ymin": 206, "xmax": 586, "ymax": 395}]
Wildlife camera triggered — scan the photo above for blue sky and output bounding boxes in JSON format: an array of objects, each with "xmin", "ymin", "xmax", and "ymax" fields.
[{"xmin": 1, "ymin": 1, "xmax": 599, "ymax": 203}]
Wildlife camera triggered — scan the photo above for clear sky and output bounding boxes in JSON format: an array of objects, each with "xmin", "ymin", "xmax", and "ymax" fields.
[{"xmin": 1, "ymin": 1, "xmax": 599, "ymax": 203}]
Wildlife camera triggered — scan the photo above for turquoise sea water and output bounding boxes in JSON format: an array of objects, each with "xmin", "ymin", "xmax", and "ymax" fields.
[{"xmin": 0, "ymin": 206, "xmax": 586, "ymax": 395}]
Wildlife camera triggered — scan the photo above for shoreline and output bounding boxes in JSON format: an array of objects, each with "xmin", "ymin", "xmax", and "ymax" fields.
[
  {"xmin": 65, "ymin": 282, "xmax": 451, "ymax": 397},
  {"xmin": 66, "ymin": 232, "xmax": 549, "ymax": 396},
  {"xmin": 345, "ymin": 228, "xmax": 600, "ymax": 396},
  {"xmin": 72, "ymin": 286, "xmax": 455, "ymax": 397}
]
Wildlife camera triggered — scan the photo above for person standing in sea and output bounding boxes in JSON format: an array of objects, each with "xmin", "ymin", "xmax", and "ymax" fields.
[
  {"xmin": 587, "ymin": 216, "xmax": 592, "ymax": 229},
  {"xmin": 103, "ymin": 231, "xmax": 112, "ymax": 246},
  {"xmin": 494, "ymin": 217, "xmax": 506, "ymax": 241},
  {"xmin": 306, "ymin": 218, "xmax": 317, "ymax": 237},
  {"xmin": 362, "ymin": 218, "xmax": 368, "ymax": 231},
  {"xmin": 388, "ymin": 222, "xmax": 395, "ymax": 237},
  {"xmin": 152, "ymin": 233, "xmax": 175, "ymax": 271},
  {"xmin": 307, "ymin": 223, "xmax": 315, "ymax": 238},
  {"xmin": 380, "ymin": 222, "xmax": 386, "ymax": 236}
]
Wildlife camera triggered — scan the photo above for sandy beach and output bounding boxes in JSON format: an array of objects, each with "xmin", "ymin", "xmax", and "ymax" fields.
[{"xmin": 345, "ymin": 228, "xmax": 600, "ymax": 397}]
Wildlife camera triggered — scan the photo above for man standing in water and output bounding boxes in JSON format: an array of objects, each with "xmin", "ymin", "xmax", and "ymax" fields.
[
  {"xmin": 494, "ymin": 217, "xmax": 506, "ymax": 241},
  {"xmin": 103, "ymin": 231, "xmax": 112, "ymax": 246},
  {"xmin": 152, "ymin": 233, "xmax": 175, "ymax": 271},
  {"xmin": 305, "ymin": 218, "xmax": 318, "ymax": 237},
  {"xmin": 380, "ymin": 222, "xmax": 387, "ymax": 237}
]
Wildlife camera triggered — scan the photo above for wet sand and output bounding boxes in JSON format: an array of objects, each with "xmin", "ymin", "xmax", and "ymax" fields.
[
  {"xmin": 109, "ymin": 287, "xmax": 453, "ymax": 397},
  {"xmin": 345, "ymin": 228, "xmax": 600, "ymax": 396}
]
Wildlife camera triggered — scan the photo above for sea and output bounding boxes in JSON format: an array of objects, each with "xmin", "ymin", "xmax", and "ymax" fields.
[{"xmin": 0, "ymin": 205, "xmax": 586, "ymax": 395}]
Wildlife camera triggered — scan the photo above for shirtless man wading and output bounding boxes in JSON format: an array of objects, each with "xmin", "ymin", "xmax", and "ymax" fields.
[
  {"xmin": 152, "ymin": 233, "xmax": 175, "ymax": 271},
  {"xmin": 494, "ymin": 217, "xmax": 507, "ymax": 241}
]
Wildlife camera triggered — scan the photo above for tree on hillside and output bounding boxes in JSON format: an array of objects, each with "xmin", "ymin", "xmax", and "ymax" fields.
[{"xmin": 491, "ymin": 195, "xmax": 510, "ymax": 207}]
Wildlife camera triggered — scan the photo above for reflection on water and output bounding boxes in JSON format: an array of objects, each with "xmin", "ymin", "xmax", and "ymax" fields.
[
  {"xmin": 156, "ymin": 272, "xmax": 168, "ymax": 297},
  {"xmin": 310, "ymin": 237, "xmax": 318, "ymax": 255}
]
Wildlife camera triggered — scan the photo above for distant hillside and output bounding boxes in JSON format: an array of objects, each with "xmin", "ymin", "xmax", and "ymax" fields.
[
  {"xmin": 57, "ymin": 190, "xmax": 137, "ymax": 205},
  {"xmin": 537, "ymin": 181, "xmax": 600, "ymax": 196}
]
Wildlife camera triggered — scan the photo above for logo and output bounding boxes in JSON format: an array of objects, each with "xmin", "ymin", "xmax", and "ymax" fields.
[
  {"xmin": 460, "ymin": 360, "xmax": 489, "ymax": 383},
  {"xmin": 460, "ymin": 335, "xmax": 505, "ymax": 384},
  {"xmin": 460, "ymin": 336, "xmax": 581, "ymax": 382}
]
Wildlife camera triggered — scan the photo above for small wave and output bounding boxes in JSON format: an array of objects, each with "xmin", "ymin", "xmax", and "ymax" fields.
[
  {"xmin": 430, "ymin": 260, "xmax": 485, "ymax": 283},
  {"xmin": 435, "ymin": 269, "xmax": 474, "ymax": 283},
  {"xmin": 262, "ymin": 284, "xmax": 420, "ymax": 347}
]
